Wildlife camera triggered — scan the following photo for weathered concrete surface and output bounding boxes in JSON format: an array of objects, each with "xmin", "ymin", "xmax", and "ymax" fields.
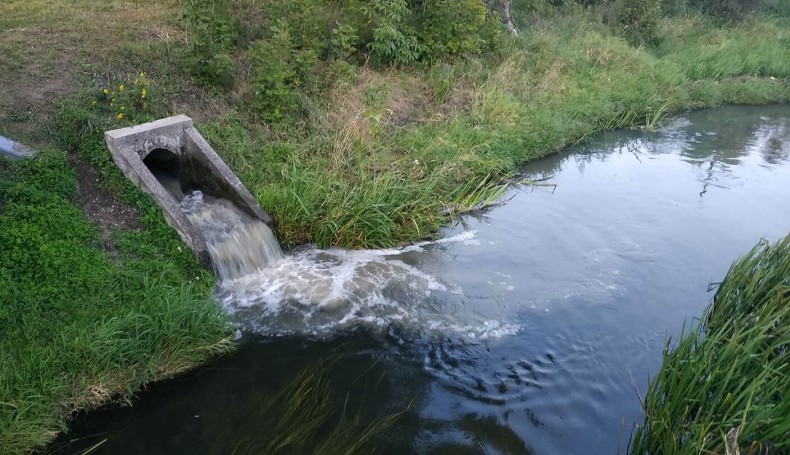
[
  {"xmin": 105, "ymin": 115, "xmax": 273, "ymax": 269},
  {"xmin": 0, "ymin": 134, "xmax": 37, "ymax": 159}
]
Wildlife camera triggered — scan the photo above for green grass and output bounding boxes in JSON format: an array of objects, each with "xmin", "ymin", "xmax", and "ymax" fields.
[
  {"xmin": 629, "ymin": 235, "xmax": 790, "ymax": 454},
  {"xmin": 229, "ymin": 360, "xmax": 404, "ymax": 455},
  {"xmin": 0, "ymin": 1, "xmax": 789, "ymax": 453},
  {"xmin": 0, "ymin": 151, "xmax": 233, "ymax": 454}
]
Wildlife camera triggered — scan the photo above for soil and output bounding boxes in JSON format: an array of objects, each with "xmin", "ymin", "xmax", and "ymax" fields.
[{"xmin": 71, "ymin": 157, "xmax": 141, "ymax": 252}]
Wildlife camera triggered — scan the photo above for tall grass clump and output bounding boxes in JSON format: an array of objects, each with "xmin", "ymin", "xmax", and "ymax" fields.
[{"xmin": 629, "ymin": 235, "xmax": 790, "ymax": 454}]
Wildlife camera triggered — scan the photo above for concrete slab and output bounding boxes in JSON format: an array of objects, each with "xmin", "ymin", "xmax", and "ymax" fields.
[
  {"xmin": 105, "ymin": 115, "xmax": 273, "ymax": 269},
  {"xmin": 0, "ymin": 134, "xmax": 37, "ymax": 159}
]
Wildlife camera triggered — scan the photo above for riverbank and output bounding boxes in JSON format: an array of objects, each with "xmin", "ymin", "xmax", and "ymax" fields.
[
  {"xmin": 630, "ymin": 235, "xmax": 790, "ymax": 454},
  {"xmin": 1, "ymin": 0, "xmax": 789, "ymax": 452}
]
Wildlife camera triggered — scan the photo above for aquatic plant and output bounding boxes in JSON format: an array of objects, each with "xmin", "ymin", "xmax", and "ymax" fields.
[
  {"xmin": 228, "ymin": 361, "xmax": 404, "ymax": 455},
  {"xmin": 629, "ymin": 235, "xmax": 790, "ymax": 454}
]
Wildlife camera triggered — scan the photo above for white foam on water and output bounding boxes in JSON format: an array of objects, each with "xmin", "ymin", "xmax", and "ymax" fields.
[
  {"xmin": 212, "ymin": 230, "xmax": 518, "ymax": 339},
  {"xmin": 180, "ymin": 196, "xmax": 517, "ymax": 339}
]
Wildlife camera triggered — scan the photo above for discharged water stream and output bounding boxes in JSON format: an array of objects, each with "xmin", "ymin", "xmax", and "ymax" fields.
[
  {"xmin": 52, "ymin": 106, "xmax": 790, "ymax": 454},
  {"xmin": 181, "ymin": 191, "xmax": 283, "ymax": 281}
]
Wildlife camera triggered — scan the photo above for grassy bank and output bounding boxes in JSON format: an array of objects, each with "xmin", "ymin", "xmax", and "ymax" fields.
[
  {"xmin": 0, "ymin": 151, "xmax": 233, "ymax": 453},
  {"xmin": 629, "ymin": 235, "xmax": 790, "ymax": 454},
  {"xmin": 1, "ymin": 1, "xmax": 788, "ymax": 250},
  {"xmin": 3, "ymin": 0, "xmax": 789, "ymax": 251},
  {"xmin": 1, "ymin": 0, "xmax": 789, "ymax": 453}
]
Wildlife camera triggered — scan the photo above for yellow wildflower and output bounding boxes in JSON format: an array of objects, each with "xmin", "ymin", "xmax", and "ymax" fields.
[
  {"xmin": 139, "ymin": 71, "xmax": 145, "ymax": 78},
  {"xmin": 116, "ymin": 113, "xmax": 124, "ymax": 120},
  {"xmin": 91, "ymin": 100, "xmax": 97, "ymax": 106},
  {"xmin": 110, "ymin": 98, "xmax": 115, "ymax": 107},
  {"xmin": 120, "ymin": 105, "xmax": 125, "ymax": 111},
  {"xmin": 102, "ymin": 88, "xmax": 109, "ymax": 95},
  {"xmin": 141, "ymin": 88, "xmax": 147, "ymax": 99},
  {"xmin": 118, "ymin": 84, "xmax": 125, "ymax": 92}
]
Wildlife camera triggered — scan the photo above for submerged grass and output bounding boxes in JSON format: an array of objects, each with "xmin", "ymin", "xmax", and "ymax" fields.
[
  {"xmin": 629, "ymin": 235, "xmax": 790, "ymax": 454},
  {"xmin": 230, "ymin": 360, "xmax": 404, "ymax": 455}
]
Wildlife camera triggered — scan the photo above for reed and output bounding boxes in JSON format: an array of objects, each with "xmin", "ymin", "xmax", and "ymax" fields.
[
  {"xmin": 629, "ymin": 235, "xmax": 790, "ymax": 454},
  {"xmin": 228, "ymin": 361, "xmax": 404, "ymax": 455}
]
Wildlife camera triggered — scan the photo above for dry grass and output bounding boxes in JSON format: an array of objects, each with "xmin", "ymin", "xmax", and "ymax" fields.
[{"xmin": 0, "ymin": 0, "xmax": 181, "ymax": 138}]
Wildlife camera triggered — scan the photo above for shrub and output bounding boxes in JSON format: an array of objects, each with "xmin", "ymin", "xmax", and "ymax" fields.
[
  {"xmin": 692, "ymin": 0, "xmax": 759, "ymax": 22},
  {"xmin": 180, "ymin": 0, "xmax": 237, "ymax": 88},
  {"xmin": 614, "ymin": 0, "xmax": 661, "ymax": 45},
  {"xmin": 415, "ymin": 0, "xmax": 492, "ymax": 60},
  {"xmin": 248, "ymin": 20, "xmax": 318, "ymax": 121},
  {"xmin": 362, "ymin": 0, "xmax": 424, "ymax": 66}
]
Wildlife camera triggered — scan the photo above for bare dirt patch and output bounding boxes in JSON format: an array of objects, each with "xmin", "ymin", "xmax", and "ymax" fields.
[{"xmin": 71, "ymin": 157, "xmax": 140, "ymax": 252}]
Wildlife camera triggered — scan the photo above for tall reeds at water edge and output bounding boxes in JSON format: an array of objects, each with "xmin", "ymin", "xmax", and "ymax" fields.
[{"xmin": 630, "ymin": 235, "xmax": 790, "ymax": 454}]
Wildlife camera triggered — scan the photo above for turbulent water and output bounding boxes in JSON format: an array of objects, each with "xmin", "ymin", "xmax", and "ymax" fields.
[
  {"xmin": 181, "ymin": 191, "xmax": 283, "ymax": 281},
  {"xmin": 214, "ymin": 231, "xmax": 519, "ymax": 339},
  {"xmin": 54, "ymin": 106, "xmax": 790, "ymax": 455}
]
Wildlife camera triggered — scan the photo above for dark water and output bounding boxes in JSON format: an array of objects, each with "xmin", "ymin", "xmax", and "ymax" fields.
[{"xmin": 51, "ymin": 106, "xmax": 790, "ymax": 455}]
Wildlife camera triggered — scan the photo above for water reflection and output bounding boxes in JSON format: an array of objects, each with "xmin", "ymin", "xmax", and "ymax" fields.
[{"xmin": 52, "ymin": 106, "xmax": 790, "ymax": 455}]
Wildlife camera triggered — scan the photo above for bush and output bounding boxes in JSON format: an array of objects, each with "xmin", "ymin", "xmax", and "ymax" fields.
[
  {"xmin": 180, "ymin": 0, "xmax": 237, "ymax": 88},
  {"xmin": 362, "ymin": 0, "xmax": 424, "ymax": 66},
  {"xmin": 692, "ymin": 0, "xmax": 759, "ymax": 21},
  {"xmin": 614, "ymin": 0, "xmax": 661, "ymax": 45},
  {"xmin": 248, "ymin": 20, "xmax": 317, "ymax": 121},
  {"xmin": 415, "ymin": 0, "xmax": 493, "ymax": 60}
]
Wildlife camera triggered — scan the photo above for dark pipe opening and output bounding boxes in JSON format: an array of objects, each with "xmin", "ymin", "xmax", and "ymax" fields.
[
  {"xmin": 144, "ymin": 148, "xmax": 185, "ymax": 200},
  {"xmin": 144, "ymin": 148, "xmax": 180, "ymax": 177}
]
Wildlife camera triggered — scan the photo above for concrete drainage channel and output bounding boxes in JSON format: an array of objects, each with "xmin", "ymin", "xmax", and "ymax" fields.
[
  {"xmin": 105, "ymin": 115, "xmax": 274, "ymax": 270},
  {"xmin": 0, "ymin": 134, "xmax": 37, "ymax": 159}
]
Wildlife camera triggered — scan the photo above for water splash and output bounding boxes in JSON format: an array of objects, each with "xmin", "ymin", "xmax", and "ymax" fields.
[
  {"xmin": 180, "ymin": 193, "xmax": 516, "ymax": 338},
  {"xmin": 213, "ymin": 235, "xmax": 519, "ymax": 339},
  {"xmin": 181, "ymin": 191, "xmax": 283, "ymax": 281}
]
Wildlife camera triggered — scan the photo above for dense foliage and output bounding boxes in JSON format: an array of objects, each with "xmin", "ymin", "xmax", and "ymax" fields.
[{"xmin": 181, "ymin": 0, "xmax": 503, "ymax": 118}]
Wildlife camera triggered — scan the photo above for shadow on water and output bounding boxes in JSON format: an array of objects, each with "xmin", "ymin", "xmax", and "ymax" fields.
[{"xmin": 50, "ymin": 105, "xmax": 790, "ymax": 455}]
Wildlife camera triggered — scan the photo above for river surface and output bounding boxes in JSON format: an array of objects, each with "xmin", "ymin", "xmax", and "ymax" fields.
[{"xmin": 51, "ymin": 106, "xmax": 790, "ymax": 454}]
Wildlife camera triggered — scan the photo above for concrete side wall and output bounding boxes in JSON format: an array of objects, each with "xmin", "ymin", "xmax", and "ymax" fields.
[
  {"xmin": 183, "ymin": 128, "xmax": 273, "ymax": 226},
  {"xmin": 109, "ymin": 140, "xmax": 212, "ymax": 269},
  {"xmin": 104, "ymin": 115, "xmax": 273, "ymax": 270}
]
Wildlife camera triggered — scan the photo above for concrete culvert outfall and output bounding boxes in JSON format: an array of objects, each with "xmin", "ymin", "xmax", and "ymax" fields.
[
  {"xmin": 144, "ymin": 148, "xmax": 184, "ymax": 200},
  {"xmin": 105, "ymin": 115, "xmax": 282, "ymax": 276}
]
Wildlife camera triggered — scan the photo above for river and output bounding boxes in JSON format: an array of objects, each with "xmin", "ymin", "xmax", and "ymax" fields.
[{"xmin": 50, "ymin": 105, "xmax": 790, "ymax": 454}]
